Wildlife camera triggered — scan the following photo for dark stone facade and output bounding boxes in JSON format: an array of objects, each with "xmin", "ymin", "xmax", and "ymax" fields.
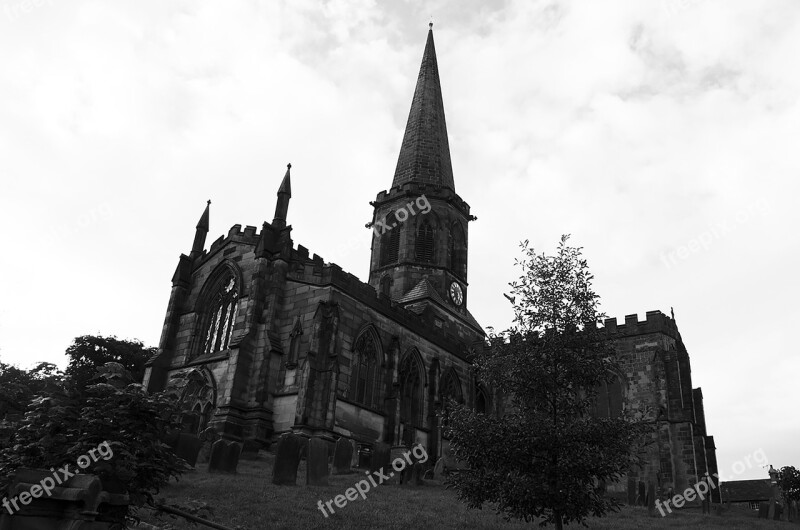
[{"xmin": 142, "ymin": 27, "xmax": 717, "ymax": 501}]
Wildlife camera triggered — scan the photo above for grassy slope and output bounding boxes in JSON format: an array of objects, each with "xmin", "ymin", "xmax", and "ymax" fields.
[{"xmin": 136, "ymin": 454, "xmax": 794, "ymax": 529}]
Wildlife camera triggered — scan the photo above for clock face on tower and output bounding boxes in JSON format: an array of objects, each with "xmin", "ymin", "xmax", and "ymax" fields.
[{"xmin": 449, "ymin": 281, "xmax": 463, "ymax": 307}]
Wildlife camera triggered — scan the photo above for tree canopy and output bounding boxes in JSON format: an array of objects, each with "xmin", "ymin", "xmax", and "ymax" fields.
[{"xmin": 445, "ymin": 236, "xmax": 648, "ymax": 528}]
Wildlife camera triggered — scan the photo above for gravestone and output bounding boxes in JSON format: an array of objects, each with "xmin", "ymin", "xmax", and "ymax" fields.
[
  {"xmin": 358, "ymin": 445, "xmax": 372, "ymax": 469},
  {"xmin": 272, "ymin": 433, "xmax": 302, "ymax": 485},
  {"xmin": 306, "ymin": 437, "xmax": 329, "ymax": 486},
  {"xmin": 333, "ymin": 438, "xmax": 353, "ymax": 474},
  {"xmin": 370, "ymin": 442, "xmax": 391, "ymax": 476},
  {"xmin": 413, "ymin": 462, "xmax": 425, "ymax": 486},
  {"xmin": 350, "ymin": 440, "xmax": 359, "ymax": 468},
  {"xmin": 0, "ymin": 468, "xmax": 129, "ymax": 529},
  {"xmin": 208, "ymin": 440, "xmax": 242, "ymax": 474},
  {"xmin": 433, "ymin": 457, "xmax": 444, "ymax": 477},
  {"xmin": 173, "ymin": 433, "xmax": 202, "ymax": 467},
  {"xmin": 646, "ymin": 482, "xmax": 656, "ymax": 516},
  {"xmin": 627, "ymin": 478, "xmax": 637, "ymax": 505},
  {"xmin": 386, "ymin": 446, "xmax": 409, "ymax": 485}
]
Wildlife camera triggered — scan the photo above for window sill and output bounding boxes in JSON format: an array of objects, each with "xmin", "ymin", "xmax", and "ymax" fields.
[
  {"xmin": 185, "ymin": 350, "xmax": 231, "ymax": 367},
  {"xmin": 336, "ymin": 395, "xmax": 388, "ymax": 417}
]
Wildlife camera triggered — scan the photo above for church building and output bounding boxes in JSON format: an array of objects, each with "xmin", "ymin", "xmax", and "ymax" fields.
[
  {"xmin": 143, "ymin": 27, "xmax": 718, "ymax": 503},
  {"xmin": 144, "ymin": 27, "xmax": 487, "ymax": 464}
]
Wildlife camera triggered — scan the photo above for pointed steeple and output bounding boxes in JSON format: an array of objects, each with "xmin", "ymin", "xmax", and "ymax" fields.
[
  {"xmin": 190, "ymin": 200, "xmax": 210, "ymax": 259},
  {"xmin": 392, "ymin": 25, "xmax": 455, "ymax": 191},
  {"xmin": 272, "ymin": 163, "xmax": 292, "ymax": 229}
]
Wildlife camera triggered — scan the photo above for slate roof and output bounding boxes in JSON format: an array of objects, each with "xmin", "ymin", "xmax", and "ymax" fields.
[
  {"xmin": 391, "ymin": 27, "xmax": 455, "ymax": 191},
  {"xmin": 720, "ymin": 479, "xmax": 771, "ymax": 502}
]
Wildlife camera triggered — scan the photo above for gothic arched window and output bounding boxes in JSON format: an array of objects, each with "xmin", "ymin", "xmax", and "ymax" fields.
[
  {"xmin": 380, "ymin": 211, "xmax": 400, "ymax": 266},
  {"xmin": 415, "ymin": 219, "xmax": 435, "ymax": 263},
  {"xmin": 400, "ymin": 351, "xmax": 424, "ymax": 427},
  {"xmin": 202, "ymin": 273, "xmax": 239, "ymax": 355},
  {"xmin": 440, "ymin": 369, "xmax": 463, "ymax": 430},
  {"xmin": 594, "ymin": 375, "xmax": 624, "ymax": 418},
  {"xmin": 449, "ymin": 222, "xmax": 467, "ymax": 278},
  {"xmin": 349, "ymin": 330, "xmax": 381, "ymax": 409}
]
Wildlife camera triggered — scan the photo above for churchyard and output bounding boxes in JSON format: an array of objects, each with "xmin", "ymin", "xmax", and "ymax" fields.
[{"xmin": 132, "ymin": 450, "xmax": 792, "ymax": 529}]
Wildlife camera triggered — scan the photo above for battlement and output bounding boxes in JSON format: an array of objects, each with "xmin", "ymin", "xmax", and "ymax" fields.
[
  {"xmin": 283, "ymin": 240, "xmax": 474, "ymax": 356},
  {"xmin": 602, "ymin": 310, "xmax": 681, "ymax": 341},
  {"xmin": 372, "ymin": 182, "xmax": 471, "ymax": 217}
]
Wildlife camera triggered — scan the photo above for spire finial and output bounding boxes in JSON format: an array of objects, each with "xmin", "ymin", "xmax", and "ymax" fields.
[
  {"xmin": 207, "ymin": 199, "xmax": 211, "ymax": 205},
  {"xmin": 287, "ymin": 162, "xmax": 291, "ymax": 170},
  {"xmin": 429, "ymin": 18, "xmax": 433, "ymax": 30}
]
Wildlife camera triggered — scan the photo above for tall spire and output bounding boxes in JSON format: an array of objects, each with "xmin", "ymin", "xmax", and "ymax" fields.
[
  {"xmin": 391, "ymin": 25, "xmax": 455, "ymax": 191},
  {"xmin": 190, "ymin": 200, "xmax": 210, "ymax": 259},
  {"xmin": 272, "ymin": 163, "xmax": 292, "ymax": 229}
]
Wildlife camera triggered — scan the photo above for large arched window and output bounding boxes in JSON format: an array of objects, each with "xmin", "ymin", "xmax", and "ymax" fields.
[
  {"xmin": 440, "ymin": 368, "xmax": 463, "ymax": 430},
  {"xmin": 449, "ymin": 222, "xmax": 467, "ymax": 278},
  {"xmin": 415, "ymin": 219, "xmax": 435, "ymax": 263},
  {"xmin": 399, "ymin": 350, "xmax": 425, "ymax": 427},
  {"xmin": 201, "ymin": 271, "xmax": 239, "ymax": 355},
  {"xmin": 380, "ymin": 211, "xmax": 400, "ymax": 266},
  {"xmin": 349, "ymin": 329, "xmax": 382, "ymax": 409}
]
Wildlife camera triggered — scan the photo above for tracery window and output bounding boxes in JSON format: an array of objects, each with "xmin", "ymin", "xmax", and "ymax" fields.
[
  {"xmin": 399, "ymin": 352, "xmax": 424, "ymax": 427},
  {"xmin": 349, "ymin": 330, "xmax": 381, "ymax": 409},
  {"xmin": 202, "ymin": 274, "xmax": 238, "ymax": 355}
]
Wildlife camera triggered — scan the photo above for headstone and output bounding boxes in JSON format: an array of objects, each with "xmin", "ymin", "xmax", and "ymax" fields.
[
  {"xmin": 627, "ymin": 477, "xmax": 637, "ymax": 505},
  {"xmin": 0, "ymin": 468, "xmax": 130, "ymax": 529},
  {"xmin": 370, "ymin": 442, "xmax": 391, "ymax": 476},
  {"xmin": 173, "ymin": 433, "xmax": 202, "ymax": 467},
  {"xmin": 333, "ymin": 438, "xmax": 354, "ymax": 474},
  {"xmin": 646, "ymin": 482, "xmax": 656, "ymax": 516},
  {"xmin": 433, "ymin": 457, "xmax": 444, "ymax": 477},
  {"xmin": 208, "ymin": 440, "xmax": 242, "ymax": 474},
  {"xmin": 306, "ymin": 437, "xmax": 329, "ymax": 486},
  {"xmin": 358, "ymin": 444, "xmax": 372, "ymax": 469},
  {"xmin": 637, "ymin": 481, "xmax": 646, "ymax": 506},
  {"xmin": 350, "ymin": 440, "xmax": 359, "ymax": 468},
  {"xmin": 272, "ymin": 433, "xmax": 302, "ymax": 485},
  {"xmin": 413, "ymin": 462, "xmax": 425, "ymax": 486}
]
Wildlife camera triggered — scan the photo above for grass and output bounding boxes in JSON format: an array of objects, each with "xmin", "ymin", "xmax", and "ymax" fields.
[{"xmin": 135, "ymin": 453, "xmax": 797, "ymax": 529}]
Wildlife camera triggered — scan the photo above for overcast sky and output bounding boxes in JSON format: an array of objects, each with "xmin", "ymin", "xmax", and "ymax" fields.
[{"xmin": 1, "ymin": 1, "xmax": 797, "ymax": 481}]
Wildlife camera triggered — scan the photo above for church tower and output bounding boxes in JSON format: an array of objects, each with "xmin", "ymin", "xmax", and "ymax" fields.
[{"xmin": 368, "ymin": 26, "xmax": 479, "ymax": 337}]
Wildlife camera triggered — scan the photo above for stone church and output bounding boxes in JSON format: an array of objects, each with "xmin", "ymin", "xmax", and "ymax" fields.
[{"xmin": 143, "ymin": 27, "xmax": 718, "ymax": 502}]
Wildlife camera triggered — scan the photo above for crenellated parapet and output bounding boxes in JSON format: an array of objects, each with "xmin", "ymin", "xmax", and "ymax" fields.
[{"xmin": 602, "ymin": 310, "xmax": 682, "ymax": 342}]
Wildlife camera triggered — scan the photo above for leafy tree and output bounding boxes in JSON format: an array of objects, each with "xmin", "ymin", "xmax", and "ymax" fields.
[
  {"xmin": 64, "ymin": 335, "xmax": 155, "ymax": 390},
  {"xmin": 778, "ymin": 466, "xmax": 800, "ymax": 509},
  {"xmin": 0, "ymin": 363, "xmax": 188, "ymax": 526},
  {"xmin": 445, "ymin": 236, "xmax": 648, "ymax": 529},
  {"xmin": 0, "ymin": 360, "xmax": 63, "ymax": 419}
]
